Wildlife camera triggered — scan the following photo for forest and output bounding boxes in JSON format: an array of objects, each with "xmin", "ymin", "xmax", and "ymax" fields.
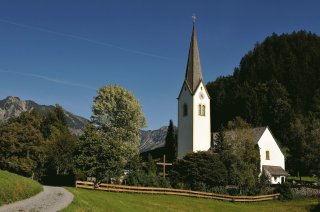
[
  {"xmin": 0, "ymin": 31, "xmax": 319, "ymax": 193},
  {"xmin": 207, "ymin": 30, "xmax": 320, "ymax": 177}
]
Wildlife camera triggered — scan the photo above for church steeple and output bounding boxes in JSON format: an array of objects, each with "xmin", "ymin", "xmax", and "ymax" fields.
[
  {"xmin": 177, "ymin": 17, "xmax": 211, "ymax": 159},
  {"xmin": 185, "ymin": 23, "xmax": 203, "ymax": 94}
]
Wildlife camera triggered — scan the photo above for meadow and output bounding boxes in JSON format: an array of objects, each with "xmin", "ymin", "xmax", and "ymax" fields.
[
  {"xmin": 287, "ymin": 176, "xmax": 319, "ymax": 183},
  {"xmin": 0, "ymin": 170, "xmax": 42, "ymax": 206},
  {"xmin": 64, "ymin": 187, "xmax": 319, "ymax": 212}
]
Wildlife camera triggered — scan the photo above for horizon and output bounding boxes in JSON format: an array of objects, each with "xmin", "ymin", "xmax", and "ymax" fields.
[{"xmin": 1, "ymin": 1, "xmax": 320, "ymax": 130}]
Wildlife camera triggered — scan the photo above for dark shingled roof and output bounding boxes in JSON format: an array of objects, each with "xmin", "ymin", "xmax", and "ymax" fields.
[
  {"xmin": 212, "ymin": 127, "xmax": 267, "ymax": 143},
  {"xmin": 263, "ymin": 165, "xmax": 290, "ymax": 176},
  {"xmin": 185, "ymin": 25, "xmax": 203, "ymax": 93}
]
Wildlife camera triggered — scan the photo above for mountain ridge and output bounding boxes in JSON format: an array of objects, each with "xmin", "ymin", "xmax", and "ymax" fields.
[
  {"xmin": 0, "ymin": 96, "xmax": 173, "ymax": 151},
  {"xmin": 139, "ymin": 125, "xmax": 177, "ymax": 153},
  {"xmin": 0, "ymin": 96, "xmax": 88, "ymax": 135}
]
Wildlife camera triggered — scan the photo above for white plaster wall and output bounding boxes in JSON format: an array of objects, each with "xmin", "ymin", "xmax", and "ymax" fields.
[
  {"xmin": 270, "ymin": 176, "xmax": 283, "ymax": 184},
  {"xmin": 258, "ymin": 128, "xmax": 285, "ymax": 170},
  {"xmin": 192, "ymin": 82, "xmax": 211, "ymax": 152},
  {"xmin": 177, "ymin": 83, "xmax": 193, "ymax": 158}
]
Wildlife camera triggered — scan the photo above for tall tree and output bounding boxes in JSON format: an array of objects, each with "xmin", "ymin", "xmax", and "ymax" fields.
[
  {"xmin": 74, "ymin": 123, "xmax": 127, "ymax": 183},
  {"xmin": 165, "ymin": 120, "xmax": 177, "ymax": 162},
  {"xmin": 92, "ymin": 85, "xmax": 146, "ymax": 149},
  {"xmin": 302, "ymin": 116, "xmax": 320, "ymax": 178},
  {"xmin": 46, "ymin": 132, "xmax": 77, "ymax": 175},
  {"xmin": 40, "ymin": 105, "xmax": 77, "ymax": 176},
  {"xmin": 213, "ymin": 126, "xmax": 225, "ymax": 153},
  {"xmin": 0, "ymin": 113, "xmax": 46, "ymax": 179},
  {"xmin": 75, "ymin": 85, "xmax": 147, "ymax": 182},
  {"xmin": 220, "ymin": 118, "xmax": 260, "ymax": 194}
]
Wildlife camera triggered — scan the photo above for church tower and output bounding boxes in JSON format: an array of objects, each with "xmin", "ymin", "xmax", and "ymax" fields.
[{"xmin": 177, "ymin": 21, "xmax": 211, "ymax": 158}]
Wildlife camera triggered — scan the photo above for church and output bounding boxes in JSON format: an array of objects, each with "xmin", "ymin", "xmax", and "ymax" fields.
[{"xmin": 177, "ymin": 22, "xmax": 289, "ymax": 184}]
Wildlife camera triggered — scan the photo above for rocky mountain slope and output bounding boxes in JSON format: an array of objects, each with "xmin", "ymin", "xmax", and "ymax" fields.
[
  {"xmin": 0, "ymin": 96, "xmax": 88, "ymax": 135},
  {"xmin": 139, "ymin": 125, "xmax": 177, "ymax": 153},
  {"xmin": 0, "ymin": 96, "xmax": 174, "ymax": 150}
]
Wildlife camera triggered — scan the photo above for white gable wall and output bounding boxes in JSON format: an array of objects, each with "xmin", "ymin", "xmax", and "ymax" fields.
[
  {"xmin": 177, "ymin": 82, "xmax": 211, "ymax": 158},
  {"xmin": 177, "ymin": 83, "xmax": 193, "ymax": 158},
  {"xmin": 258, "ymin": 127, "xmax": 285, "ymax": 184},
  {"xmin": 192, "ymin": 82, "xmax": 211, "ymax": 152},
  {"xmin": 258, "ymin": 128, "xmax": 285, "ymax": 170}
]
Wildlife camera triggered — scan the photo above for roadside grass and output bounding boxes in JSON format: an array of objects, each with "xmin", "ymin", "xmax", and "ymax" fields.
[
  {"xmin": 0, "ymin": 170, "xmax": 42, "ymax": 206},
  {"xmin": 287, "ymin": 176, "xmax": 319, "ymax": 183},
  {"xmin": 64, "ymin": 187, "xmax": 319, "ymax": 212}
]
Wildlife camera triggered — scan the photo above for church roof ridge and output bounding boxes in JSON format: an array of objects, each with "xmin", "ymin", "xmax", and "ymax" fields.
[{"xmin": 212, "ymin": 126, "xmax": 268, "ymax": 143}]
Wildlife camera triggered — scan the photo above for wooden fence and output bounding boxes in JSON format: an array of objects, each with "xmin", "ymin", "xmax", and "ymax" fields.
[{"xmin": 75, "ymin": 181, "xmax": 280, "ymax": 202}]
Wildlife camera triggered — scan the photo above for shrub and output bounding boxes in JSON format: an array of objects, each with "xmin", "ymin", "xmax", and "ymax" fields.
[
  {"xmin": 169, "ymin": 152, "xmax": 227, "ymax": 191},
  {"xmin": 211, "ymin": 186, "xmax": 228, "ymax": 194},
  {"xmin": 126, "ymin": 170, "xmax": 170, "ymax": 188},
  {"xmin": 125, "ymin": 155, "xmax": 171, "ymax": 188},
  {"xmin": 274, "ymin": 183, "xmax": 293, "ymax": 200}
]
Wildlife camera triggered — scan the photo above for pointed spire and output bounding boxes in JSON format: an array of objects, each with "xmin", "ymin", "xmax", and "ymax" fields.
[{"xmin": 185, "ymin": 22, "xmax": 203, "ymax": 93}]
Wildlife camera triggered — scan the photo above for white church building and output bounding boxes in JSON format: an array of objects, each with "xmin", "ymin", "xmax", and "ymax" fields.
[
  {"xmin": 177, "ymin": 23, "xmax": 288, "ymax": 184},
  {"xmin": 177, "ymin": 24, "xmax": 211, "ymax": 159}
]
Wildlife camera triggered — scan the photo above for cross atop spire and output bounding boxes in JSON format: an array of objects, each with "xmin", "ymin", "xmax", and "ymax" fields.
[{"xmin": 192, "ymin": 14, "xmax": 197, "ymax": 23}]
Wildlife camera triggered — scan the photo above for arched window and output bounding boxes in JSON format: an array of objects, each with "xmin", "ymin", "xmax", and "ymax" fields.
[
  {"xmin": 202, "ymin": 105, "xmax": 205, "ymax": 116},
  {"xmin": 183, "ymin": 104, "xmax": 188, "ymax": 116},
  {"xmin": 266, "ymin": 151, "xmax": 270, "ymax": 160},
  {"xmin": 198, "ymin": 104, "xmax": 206, "ymax": 116}
]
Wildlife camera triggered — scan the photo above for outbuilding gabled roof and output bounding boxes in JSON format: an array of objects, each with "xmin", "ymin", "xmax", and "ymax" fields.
[
  {"xmin": 212, "ymin": 127, "xmax": 267, "ymax": 144},
  {"xmin": 263, "ymin": 165, "xmax": 289, "ymax": 176}
]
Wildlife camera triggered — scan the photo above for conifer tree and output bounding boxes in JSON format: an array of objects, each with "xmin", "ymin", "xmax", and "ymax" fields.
[{"xmin": 165, "ymin": 120, "xmax": 177, "ymax": 162}]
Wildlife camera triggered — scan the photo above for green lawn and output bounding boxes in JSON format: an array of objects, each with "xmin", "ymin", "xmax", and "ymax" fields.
[
  {"xmin": 0, "ymin": 170, "xmax": 42, "ymax": 206},
  {"xmin": 64, "ymin": 187, "xmax": 319, "ymax": 212},
  {"xmin": 287, "ymin": 176, "xmax": 319, "ymax": 183}
]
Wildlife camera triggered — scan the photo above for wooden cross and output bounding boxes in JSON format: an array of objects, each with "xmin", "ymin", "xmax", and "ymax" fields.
[{"xmin": 156, "ymin": 154, "xmax": 172, "ymax": 178}]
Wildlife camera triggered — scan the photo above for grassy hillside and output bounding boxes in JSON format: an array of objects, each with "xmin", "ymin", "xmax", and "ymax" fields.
[
  {"xmin": 64, "ymin": 188, "xmax": 318, "ymax": 212},
  {"xmin": 0, "ymin": 170, "xmax": 42, "ymax": 206}
]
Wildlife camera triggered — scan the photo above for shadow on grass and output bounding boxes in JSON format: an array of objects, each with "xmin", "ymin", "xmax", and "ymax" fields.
[
  {"xmin": 310, "ymin": 201, "xmax": 320, "ymax": 212},
  {"xmin": 310, "ymin": 205, "xmax": 320, "ymax": 212}
]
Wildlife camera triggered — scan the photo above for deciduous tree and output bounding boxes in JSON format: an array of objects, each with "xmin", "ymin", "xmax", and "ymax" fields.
[{"xmin": 75, "ymin": 85, "xmax": 147, "ymax": 182}]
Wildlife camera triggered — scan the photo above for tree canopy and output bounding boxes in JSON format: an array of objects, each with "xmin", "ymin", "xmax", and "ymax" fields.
[
  {"xmin": 92, "ymin": 85, "xmax": 146, "ymax": 148},
  {"xmin": 75, "ymin": 85, "xmax": 147, "ymax": 182},
  {"xmin": 207, "ymin": 31, "xmax": 320, "ymax": 176},
  {"xmin": 0, "ymin": 105, "xmax": 76, "ymax": 179}
]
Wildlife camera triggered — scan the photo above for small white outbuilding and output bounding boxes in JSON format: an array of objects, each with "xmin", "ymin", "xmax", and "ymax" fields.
[
  {"xmin": 213, "ymin": 127, "xmax": 289, "ymax": 184},
  {"xmin": 255, "ymin": 127, "xmax": 289, "ymax": 184}
]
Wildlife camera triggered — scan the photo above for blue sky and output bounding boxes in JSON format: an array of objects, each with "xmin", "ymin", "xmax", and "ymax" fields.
[{"xmin": 1, "ymin": 0, "xmax": 320, "ymax": 130}]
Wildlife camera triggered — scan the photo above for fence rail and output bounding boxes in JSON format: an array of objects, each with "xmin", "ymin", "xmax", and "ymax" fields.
[{"xmin": 75, "ymin": 181, "xmax": 280, "ymax": 202}]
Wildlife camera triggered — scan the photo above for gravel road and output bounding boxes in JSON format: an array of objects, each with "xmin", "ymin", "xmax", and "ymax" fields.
[{"xmin": 0, "ymin": 186, "xmax": 74, "ymax": 212}]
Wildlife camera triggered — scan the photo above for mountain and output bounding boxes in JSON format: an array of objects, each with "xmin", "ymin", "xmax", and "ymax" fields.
[
  {"xmin": 139, "ymin": 126, "xmax": 177, "ymax": 153},
  {"xmin": 0, "ymin": 96, "xmax": 174, "ymax": 149},
  {"xmin": 139, "ymin": 126, "xmax": 167, "ymax": 152},
  {"xmin": 0, "ymin": 96, "xmax": 88, "ymax": 135}
]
